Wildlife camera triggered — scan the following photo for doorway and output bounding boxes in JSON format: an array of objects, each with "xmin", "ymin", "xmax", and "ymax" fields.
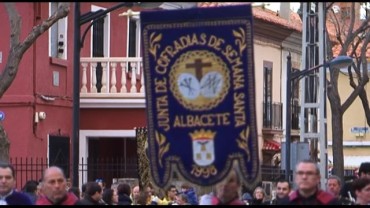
[
  {"xmin": 48, "ymin": 135, "xmax": 70, "ymax": 178},
  {"xmin": 87, "ymin": 137, "xmax": 138, "ymax": 188}
]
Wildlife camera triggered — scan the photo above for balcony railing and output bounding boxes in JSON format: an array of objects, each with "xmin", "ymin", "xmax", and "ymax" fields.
[
  {"xmin": 80, "ymin": 57, "xmax": 144, "ymax": 98},
  {"xmin": 263, "ymin": 102, "xmax": 282, "ymax": 130}
]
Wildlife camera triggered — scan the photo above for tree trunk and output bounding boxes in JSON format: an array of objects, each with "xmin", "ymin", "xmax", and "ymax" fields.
[
  {"xmin": 0, "ymin": 124, "xmax": 10, "ymax": 162},
  {"xmin": 329, "ymin": 99, "xmax": 344, "ymax": 181}
]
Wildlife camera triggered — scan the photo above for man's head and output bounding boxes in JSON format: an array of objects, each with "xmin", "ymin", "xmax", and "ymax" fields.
[
  {"xmin": 176, "ymin": 193, "xmax": 189, "ymax": 205},
  {"xmin": 85, "ymin": 182, "xmax": 103, "ymax": 202},
  {"xmin": 117, "ymin": 183, "xmax": 131, "ymax": 196},
  {"xmin": 326, "ymin": 175, "xmax": 342, "ymax": 197},
  {"xmin": 215, "ymin": 168, "xmax": 241, "ymax": 203},
  {"xmin": 41, "ymin": 166, "xmax": 68, "ymax": 204},
  {"xmin": 166, "ymin": 184, "xmax": 177, "ymax": 200},
  {"xmin": 253, "ymin": 186, "xmax": 265, "ymax": 200},
  {"xmin": 359, "ymin": 162, "xmax": 370, "ymax": 179},
  {"xmin": 0, "ymin": 163, "xmax": 16, "ymax": 196},
  {"xmin": 132, "ymin": 185, "xmax": 140, "ymax": 202},
  {"xmin": 180, "ymin": 182, "xmax": 191, "ymax": 193},
  {"xmin": 276, "ymin": 179, "xmax": 291, "ymax": 199},
  {"xmin": 294, "ymin": 160, "xmax": 321, "ymax": 195},
  {"xmin": 95, "ymin": 179, "xmax": 105, "ymax": 190}
]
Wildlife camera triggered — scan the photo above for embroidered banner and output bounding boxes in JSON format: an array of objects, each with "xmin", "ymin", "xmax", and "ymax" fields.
[{"xmin": 141, "ymin": 4, "xmax": 260, "ymax": 189}]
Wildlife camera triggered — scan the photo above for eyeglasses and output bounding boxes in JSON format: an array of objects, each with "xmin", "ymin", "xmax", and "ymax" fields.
[{"xmin": 295, "ymin": 171, "xmax": 318, "ymax": 176}]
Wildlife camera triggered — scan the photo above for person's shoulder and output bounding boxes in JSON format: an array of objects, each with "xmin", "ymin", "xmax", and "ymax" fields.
[
  {"xmin": 35, "ymin": 195, "xmax": 50, "ymax": 205},
  {"xmin": 278, "ymin": 196, "xmax": 291, "ymax": 205},
  {"xmin": 8, "ymin": 191, "xmax": 33, "ymax": 205},
  {"xmin": 60, "ymin": 192, "xmax": 78, "ymax": 205},
  {"xmin": 317, "ymin": 190, "xmax": 337, "ymax": 205},
  {"xmin": 75, "ymin": 198, "xmax": 91, "ymax": 205},
  {"xmin": 262, "ymin": 200, "xmax": 271, "ymax": 205},
  {"xmin": 229, "ymin": 199, "xmax": 246, "ymax": 205},
  {"xmin": 338, "ymin": 197, "xmax": 355, "ymax": 205}
]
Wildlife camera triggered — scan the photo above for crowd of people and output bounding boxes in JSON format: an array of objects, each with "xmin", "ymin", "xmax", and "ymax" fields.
[{"xmin": 0, "ymin": 160, "xmax": 369, "ymax": 205}]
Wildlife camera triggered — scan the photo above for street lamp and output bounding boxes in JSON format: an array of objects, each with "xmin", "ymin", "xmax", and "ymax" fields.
[{"xmin": 285, "ymin": 52, "xmax": 352, "ymax": 181}]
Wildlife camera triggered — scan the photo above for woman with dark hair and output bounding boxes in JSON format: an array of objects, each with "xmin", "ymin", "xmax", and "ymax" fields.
[
  {"xmin": 22, "ymin": 180, "xmax": 39, "ymax": 204},
  {"xmin": 352, "ymin": 177, "xmax": 370, "ymax": 205},
  {"xmin": 117, "ymin": 183, "xmax": 132, "ymax": 205},
  {"xmin": 102, "ymin": 188, "xmax": 118, "ymax": 205}
]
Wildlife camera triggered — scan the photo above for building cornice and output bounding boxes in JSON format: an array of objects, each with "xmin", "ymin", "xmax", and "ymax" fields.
[
  {"xmin": 327, "ymin": 141, "xmax": 370, "ymax": 146},
  {"xmin": 80, "ymin": 98, "xmax": 146, "ymax": 108}
]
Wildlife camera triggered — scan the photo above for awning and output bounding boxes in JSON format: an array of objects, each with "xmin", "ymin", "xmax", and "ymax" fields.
[
  {"xmin": 262, "ymin": 139, "xmax": 281, "ymax": 151},
  {"xmin": 328, "ymin": 156, "xmax": 370, "ymax": 169}
]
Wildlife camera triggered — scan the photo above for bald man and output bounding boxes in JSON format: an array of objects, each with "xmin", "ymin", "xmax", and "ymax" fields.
[
  {"xmin": 131, "ymin": 185, "xmax": 140, "ymax": 205},
  {"xmin": 36, "ymin": 166, "xmax": 78, "ymax": 205}
]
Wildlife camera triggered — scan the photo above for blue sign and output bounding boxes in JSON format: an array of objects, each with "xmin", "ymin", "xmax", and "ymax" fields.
[
  {"xmin": 141, "ymin": 4, "xmax": 260, "ymax": 189},
  {"xmin": 0, "ymin": 111, "xmax": 5, "ymax": 121},
  {"xmin": 351, "ymin": 127, "xmax": 369, "ymax": 134}
]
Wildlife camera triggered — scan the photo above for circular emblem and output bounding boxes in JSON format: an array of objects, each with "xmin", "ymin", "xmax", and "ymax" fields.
[{"xmin": 169, "ymin": 50, "xmax": 230, "ymax": 111}]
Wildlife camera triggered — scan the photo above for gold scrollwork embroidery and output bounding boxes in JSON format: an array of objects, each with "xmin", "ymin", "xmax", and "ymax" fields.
[
  {"xmin": 155, "ymin": 130, "xmax": 169, "ymax": 167},
  {"xmin": 236, "ymin": 126, "xmax": 250, "ymax": 161},
  {"xmin": 149, "ymin": 32, "xmax": 162, "ymax": 59},
  {"xmin": 232, "ymin": 27, "xmax": 246, "ymax": 54}
]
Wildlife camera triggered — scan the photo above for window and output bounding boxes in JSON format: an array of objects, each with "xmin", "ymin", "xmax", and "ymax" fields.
[
  {"xmin": 49, "ymin": 2, "xmax": 68, "ymax": 59},
  {"xmin": 90, "ymin": 5, "xmax": 110, "ymax": 58},
  {"xmin": 90, "ymin": 5, "xmax": 110, "ymax": 92},
  {"xmin": 263, "ymin": 61, "xmax": 273, "ymax": 104},
  {"xmin": 126, "ymin": 10, "xmax": 141, "ymax": 58},
  {"xmin": 292, "ymin": 68, "xmax": 300, "ymax": 102},
  {"xmin": 263, "ymin": 61, "xmax": 273, "ymax": 127},
  {"xmin": 360, "ymin": 3, "xmax": 370, "ymax": 20}
]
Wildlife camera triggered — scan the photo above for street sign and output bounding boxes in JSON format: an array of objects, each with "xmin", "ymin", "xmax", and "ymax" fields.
[{"xmin": 0, "ymin": 111, "xmax": 5, "ymax": 121}]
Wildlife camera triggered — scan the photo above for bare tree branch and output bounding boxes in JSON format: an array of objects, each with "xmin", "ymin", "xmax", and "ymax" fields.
[
  {"xmin": 0, "ymin": 3, "xmax": 70, "ymax": 98},
  {"xmin": 328, "ymin": 8, "xmax": 344, "ymax": 46},
  {"xmin": 329, "ymin": 2, "xmax": 370, "ymax": 181},
  {"xmin": 20, "ymin": 3, "xmax": 70, "ymax": 54}
]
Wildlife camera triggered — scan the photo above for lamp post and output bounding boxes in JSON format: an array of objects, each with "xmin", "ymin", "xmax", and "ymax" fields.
[{"xmin": 285, "ymin": 53, "xmax": 352, "ymax": 181}]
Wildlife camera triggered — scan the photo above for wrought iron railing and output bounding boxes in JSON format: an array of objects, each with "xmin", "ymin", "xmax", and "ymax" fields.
[
  {"xmin": 9, "ymin": 158, "xmax": 357, "ymax": 191},
  {"xmin": 263, "ymin": 102, "xmax": 283, "ymax": 130}
]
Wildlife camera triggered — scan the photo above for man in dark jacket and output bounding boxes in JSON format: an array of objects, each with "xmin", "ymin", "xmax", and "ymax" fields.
[
  {"xmin": 281, "ymin": 159, "xmax": 339, "ymax": 205},
  {"xmin": 0, "ymin": 163, "xmax": 33, "ymax": 205},
  {"xmin": 22, "ymin": 180, "xmax": 39, "ymax": 204},
  {"xmin": 117, "ymin": 183, "xmax": 132, "ymax": 205},
  {"xmin": 264, "ymin": 179, "xmax": 292, "ymax": 205},
  {"xmin": 326, "ymin": 175, "xmax": 355, "ymax": 205},
  {"xmin": 341, "ymin": 162, "xmax": 370, "ymax": 202},
  {"xmin": 75, "ymin": 182, "xmax": 106, "ymax": 205}
]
